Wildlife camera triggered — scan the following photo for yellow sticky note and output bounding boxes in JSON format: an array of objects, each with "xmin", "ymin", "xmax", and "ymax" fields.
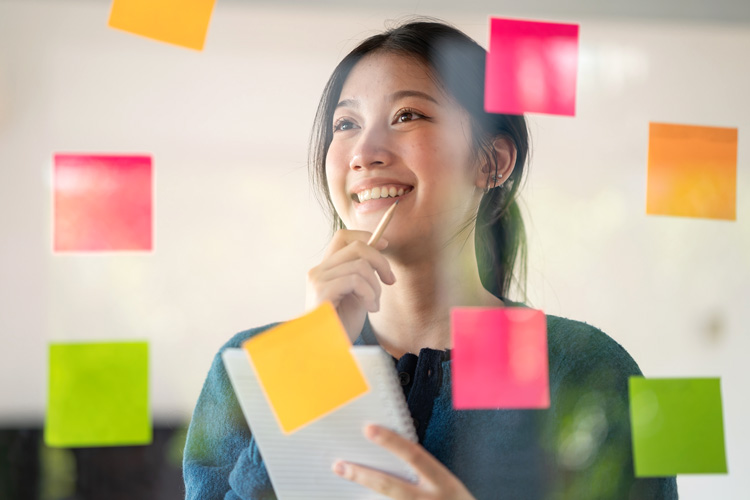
[
  {"xmin": 243, "ymin": 302, "xmax": 369, "ymax": 434},
  {"xmin": 646, "ymin": 122, "xmax": 738, "ymax": 220},
  {"xmin": 108, "ymin": 0, "xmax": 216, "ymax": 51}
]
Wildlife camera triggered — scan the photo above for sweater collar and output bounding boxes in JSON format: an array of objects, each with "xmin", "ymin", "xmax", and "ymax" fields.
[
  {"xmin": 354, "ymin": 314, "xmax": 451, "ymax": 362},
  {"xmin": 353, "ymin": 315, "xmax": 379, "ymax": 347},
  {"xmin": 351, "ymin": 296, "xmax": 525, "ymax": 359}
]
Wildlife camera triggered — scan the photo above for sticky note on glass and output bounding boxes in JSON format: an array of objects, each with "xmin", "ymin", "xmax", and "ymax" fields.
[
  {"xmin": 484, "ymin": 18, "xmax": 579, "ymax": 116},
  {"xmin": 646, "ymin": 122, "xmax": 738, "ymax": 220},
  {"xmin": 451, "ymin": 307, "xmax": 549, "ymax": 409},
  {"xmin": 243, "ymin": 302, "xmax": 369, "ymax": 434},
  {"xmin": 53, "ymin": 153, "xmax": 152, "ymax": 252},
  {"xmin": 45, "ymin": 341, "xmax": 151, "ymax": 448},
  {"xmin": 108, "ymin": 0, "xmax": 216, "ymax": 51},
  {"xmin": 629, "ymin": 377, "xmax": 727, "ymax": 476}
]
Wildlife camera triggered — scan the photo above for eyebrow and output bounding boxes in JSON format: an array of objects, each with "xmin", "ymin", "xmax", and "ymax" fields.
[{"xmin": 335, "ymin": 89, "xmax": 439, "ymax": 110}]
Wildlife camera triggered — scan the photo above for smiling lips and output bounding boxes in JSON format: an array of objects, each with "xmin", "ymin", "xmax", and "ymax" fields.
[{"xmin": 353, "ymin": 185, "xmax": 413, "ymax": 203}]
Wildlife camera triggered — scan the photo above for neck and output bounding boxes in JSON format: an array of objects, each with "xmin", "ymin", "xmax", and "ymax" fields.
[{"xmin": 367, "ymin": 228, "xmax": 504, "ymax": 359}]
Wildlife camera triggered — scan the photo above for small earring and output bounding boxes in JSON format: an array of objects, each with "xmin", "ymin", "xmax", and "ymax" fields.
[{"xmin": 486, "ymin": 172, "xmax": 504, "ymax": 193}]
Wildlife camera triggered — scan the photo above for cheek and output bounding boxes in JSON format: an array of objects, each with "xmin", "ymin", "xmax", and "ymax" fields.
[
  {"xmin": 325, "ymin": 140, "xmax": 348, "ymax": 176},
  {"xmin": 324, "ymin": 149, "xmax": 348, "ymax": 208},
  {"xmin": 411, "ymin": 142, "xmax": 474, "ymax": 193}
]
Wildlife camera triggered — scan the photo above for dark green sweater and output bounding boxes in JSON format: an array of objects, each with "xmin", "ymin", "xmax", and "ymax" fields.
[{"xmin": 183, "ymin": 312, "xmax": 678, "ymax": 499}]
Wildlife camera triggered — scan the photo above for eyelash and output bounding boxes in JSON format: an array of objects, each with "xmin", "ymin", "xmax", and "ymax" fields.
[
  {"xmin": 394, "ymin": 107, "xmax": 428, "ymax": 123},
  {"xmin": 332, "ymin": 108, "xmax": 430, "ymax": 132},
  {"xmin": 332, "ymin": 118, "xmax": 356, "ymax": 133}
]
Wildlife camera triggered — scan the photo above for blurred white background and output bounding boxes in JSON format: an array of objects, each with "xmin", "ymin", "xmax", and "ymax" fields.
[{"xmin": 0, "ymin": 0, "xmax": 747, "ymax": 497}]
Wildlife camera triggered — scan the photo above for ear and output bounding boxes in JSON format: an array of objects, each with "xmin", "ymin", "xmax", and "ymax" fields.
[{"xmin": 474, "ymin": 137, "xmax": 517, "ymax": 190}]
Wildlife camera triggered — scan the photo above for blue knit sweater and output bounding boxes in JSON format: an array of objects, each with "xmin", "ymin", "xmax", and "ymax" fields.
[{"xmin": 183, "ymin": 313, "xmax": 678, "ymax": 499}]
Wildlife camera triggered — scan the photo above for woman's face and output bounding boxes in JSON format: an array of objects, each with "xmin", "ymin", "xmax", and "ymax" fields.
[{"xmin": 325, "ymin": 51, "xmax": 484, "ymax": 252}]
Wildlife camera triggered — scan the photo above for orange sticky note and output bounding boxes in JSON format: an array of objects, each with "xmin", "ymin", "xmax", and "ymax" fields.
[
  {"xmin": 646, "ymin": 122, "xmax": 738, "ymax": 220},
  {"xmin": 243, "ymin": 302, "xmax": 369, "ymax": 434},
  {"xmin": 108, "ymin": 0, "xmax": 216, "ymax": 51}
]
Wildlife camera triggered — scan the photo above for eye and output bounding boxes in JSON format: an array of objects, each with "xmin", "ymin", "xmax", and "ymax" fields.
[
  {"xmin": 394, "ymin": 107, "xmax": 429, "ymax": 124},
  {"xmin": 333, "ymin": 118, "xmax": 357, "ymax": 132}
]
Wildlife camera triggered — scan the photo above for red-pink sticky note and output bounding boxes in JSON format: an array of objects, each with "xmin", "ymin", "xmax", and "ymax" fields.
[
  {"xmin": 53, "ymin": 154, "xmax": 153, "ymax": 252},
  {"xmin": 451, "ymin": 307, "xmax": 549, "ymax": 409},
  {"xmin": 484, "ymin": 18, "xmax": 579, "ymax": 116}
]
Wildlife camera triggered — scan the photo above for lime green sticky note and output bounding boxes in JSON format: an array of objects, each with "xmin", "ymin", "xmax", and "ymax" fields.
[
  {"xmin": 629, "ymin": 377, "xmax": 727, "ymax": 476},
  {"xmin": 45, "ymin": 341, "xmax": 151, "ymax": 447}
]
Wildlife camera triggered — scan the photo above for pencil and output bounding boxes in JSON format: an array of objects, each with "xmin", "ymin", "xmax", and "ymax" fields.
[{"xmin": 367, "ymin": 199, "xmax": 399, "ymax": 246}]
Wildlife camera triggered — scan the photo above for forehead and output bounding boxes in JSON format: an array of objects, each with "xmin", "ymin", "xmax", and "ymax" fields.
[{"xmin": 339, "ymin": 51, "xmax": 441, "ymax": 101}]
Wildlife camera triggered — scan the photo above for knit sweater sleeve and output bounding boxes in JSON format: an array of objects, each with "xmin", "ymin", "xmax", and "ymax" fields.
[
  {"xmin": 183, "ymin": 325, "xmax": 279, "ymax": 500},
  {"xmin": 544, "ymin": 316, "xmax": 679, "ymax": 500}
]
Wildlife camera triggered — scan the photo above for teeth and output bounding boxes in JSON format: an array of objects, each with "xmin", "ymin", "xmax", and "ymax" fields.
[{"xmin": 355, "ymin": 185, "xmax": 412, "ymax": 203}]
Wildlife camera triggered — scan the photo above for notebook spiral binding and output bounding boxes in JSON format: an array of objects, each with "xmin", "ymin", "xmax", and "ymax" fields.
[{"xmin": 372, "ymin": 349, "xmax": 419, "ymax": 482}]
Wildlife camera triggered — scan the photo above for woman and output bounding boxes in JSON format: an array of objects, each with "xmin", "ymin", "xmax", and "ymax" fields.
[{"xmin": 183, "ymin": 20, "xmax": 678, "ymax": 499}]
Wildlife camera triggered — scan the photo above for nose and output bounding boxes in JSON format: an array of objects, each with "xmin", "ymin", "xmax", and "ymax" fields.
[{"xmin": 348, "ymin": 125, "xmax": 394, "ymax": 171}]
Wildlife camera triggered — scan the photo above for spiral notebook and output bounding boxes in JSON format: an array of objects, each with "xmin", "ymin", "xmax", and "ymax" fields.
[{"xmin": 222, "ymin": 346, "xmax": 418, "ymax": 499}]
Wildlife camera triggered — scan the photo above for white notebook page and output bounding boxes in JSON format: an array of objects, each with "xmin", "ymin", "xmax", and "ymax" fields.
[{"xmin": 222, "ymin": 345, "xmax": 418, "ymax": 499}]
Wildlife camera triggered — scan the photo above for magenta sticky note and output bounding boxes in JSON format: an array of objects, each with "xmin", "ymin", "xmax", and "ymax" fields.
[
  {"xmin": 53, "ymin": 154, "xmax": 153, "ymax": 252},
  {"xmin": 451, "ymin": 307, "xmax": 549, "ymax": 409},
  {"xmin": 484, "ymin": 17, "xmax": 579, "ymax": 116}
]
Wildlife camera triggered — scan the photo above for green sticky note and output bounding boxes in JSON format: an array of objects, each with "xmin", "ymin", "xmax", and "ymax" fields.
[
  {"xmin": 45, "ymin": 341, "xmax": 151, "ymax": 447},
  {"xmin": 629, "ymin": 377, "xmax": 727, "ymax": 476}
]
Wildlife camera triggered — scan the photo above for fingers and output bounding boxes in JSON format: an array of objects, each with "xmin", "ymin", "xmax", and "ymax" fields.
[
  {"xmin": 363, "ymin": 425, "xmax": 449, "ymax": 486},
  {"xmin": 307, "ymin": 230, "xmax": 396, "ymax": 314},
  {"xmin": 318, "ymin": 275, "xmax": 379, "ymax": 312},
  {"xmin": 319, "ymin": 240, "xmax": 396, "ymax": 285},
  {"xmin": 323, "ymin": 229, "xmax": 389, "ymax": 259},
  {"xmin": 333, "ymin": 425, "xmax": 477, "ymax": 499},
  {"xmin": 332, "ymin": 460, "xmax": 418, "ymax": 500}
]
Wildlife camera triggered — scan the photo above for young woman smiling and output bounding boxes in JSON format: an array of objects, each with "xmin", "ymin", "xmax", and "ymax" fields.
[{"xmin": 184, "ymin": 20, "xmax": 678, "ymax": 500}]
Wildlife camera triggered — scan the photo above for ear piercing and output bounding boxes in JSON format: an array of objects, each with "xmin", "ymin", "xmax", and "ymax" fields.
[{"xmin": 484, "ymin": 172, "xmax": 507, "ymax": 194}]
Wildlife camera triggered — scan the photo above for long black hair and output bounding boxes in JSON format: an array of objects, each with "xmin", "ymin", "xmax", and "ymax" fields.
[{"xmin": 308, "ymin": 19, "xmax": 529, "ymax": 300}]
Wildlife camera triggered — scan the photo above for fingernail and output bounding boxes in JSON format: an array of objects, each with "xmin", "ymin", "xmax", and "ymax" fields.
[
  {"xmin": 333, "ymin": 461, "xmax": 347, "ymax": 477},
  {"xmin": 365, "ymin": 424, "xmax": 380, "ymax": 441}
]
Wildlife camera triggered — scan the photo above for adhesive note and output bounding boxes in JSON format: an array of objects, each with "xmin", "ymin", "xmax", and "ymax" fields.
[
  {"xmin": 45, "ymin": 341, "xmax": 151, "ymax": 448},
  {"xmin": 108, "ymin": 0, "xmax": 216, "ymax": 51},
  {"xmin": 53, "ymin": 153, "xmax": 152, "ymax": 252},
  {"xmin": 646, "ymin": 123, "xmax": 738, "ymax": 220},
  {"xmin": 451, "ymin": 307, "xmax": 549, "ymax": 409},
  {"xmin": 243, "ymin": 302, "xmax": 369, "ymax": 434},
  {"xmin": 484, "ymin": 17, "xmax": 579, "ymax": 116},
  {"xmin": 629, "ymin": 377, "xmax": 727, "ymax": 476}
]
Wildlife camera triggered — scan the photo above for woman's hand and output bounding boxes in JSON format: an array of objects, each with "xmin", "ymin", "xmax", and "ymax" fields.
[
  {"xmin": 332, "ymin": 425, "xmax": 477, "ymax": 500},
  {"xmin": 306, "ymin": 229, "xmax": 396, "ymax": 341}
]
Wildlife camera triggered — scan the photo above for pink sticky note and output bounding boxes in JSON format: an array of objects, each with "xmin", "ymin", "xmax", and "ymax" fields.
[
  {"xmin": 484, "ymin": 18, "xmax": 579, "ymax": 116},
  {"xmin": 53, "ymin": 154, "xmax": 153, "ymax": 252},
  {"xmin": 451, "ymin": 307, "xmax": 549, "ymax": 409}
]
